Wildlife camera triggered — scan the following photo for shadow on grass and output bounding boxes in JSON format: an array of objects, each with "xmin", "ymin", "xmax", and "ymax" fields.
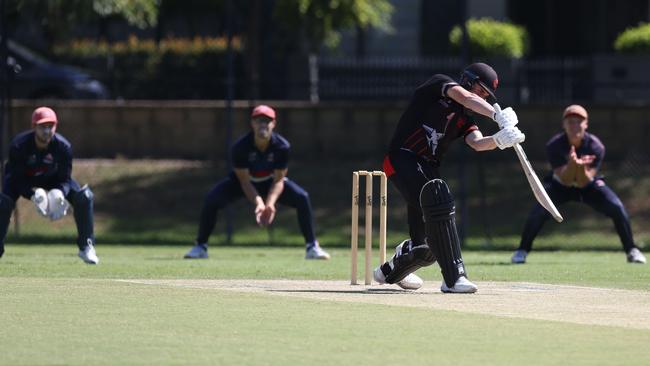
[{"xmin": 8, "ymin": 159, "xmax": 649, "ymax": 251}]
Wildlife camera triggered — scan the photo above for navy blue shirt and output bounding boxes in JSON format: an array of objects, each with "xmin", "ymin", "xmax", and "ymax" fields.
[
  {"xmin": 231, "ymin": 132, "xmax": 290, "ymax": 182},
  {"xmin": 3, "ymin": 130, "xmax": 74, "ymax": 198},
  {"xmin": 389, "ymin": 74, "xmax": 479, "ymax": 165},
  {"xmin": 546, "ymin": 132, "xmax": 605, "ymax": 172}
]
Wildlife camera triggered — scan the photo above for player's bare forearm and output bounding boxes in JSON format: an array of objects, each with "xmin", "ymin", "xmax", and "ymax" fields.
[
  {"xmin": 447, "ymin": 86, "xmax": 495, "ymax": 119},
  {"xmin": 465, "ymin": 131, "xmax": 497, "ymax": 151},
  {"xmin": 554, "ymin": 162, "xmax": 594, "ymax": 187},
  {"xmin": 266, "ymin": 169, "xmax": 287, "ymax": 206},
  {"xmin": 242, "ymin": 181, "xmax": 264, "ymax": 205},
  {"xmin": 575, "ymin": 166, "xmax": 597, "ymax": 187},
  {"xmin": 554, "ymin": 164, "xmax": 577, "ymax": 186},
  {"xmin": 234, "ymin": 168, "xmax": 264, "ymax": 205},
  {"xmin": 266, "ymin": 180, "xmax": 284, "ymax": 207}
]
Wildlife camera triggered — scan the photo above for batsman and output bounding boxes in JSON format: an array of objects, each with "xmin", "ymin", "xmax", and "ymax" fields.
[{"xmin": 373, "ymin": 63, "xmax": 525, "ymax": 293}]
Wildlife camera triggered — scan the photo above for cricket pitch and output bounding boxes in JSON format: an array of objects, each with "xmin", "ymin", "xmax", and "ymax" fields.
[{"xmin": 119, "ymin": 279, "xmax": 650, "ymax": 330}]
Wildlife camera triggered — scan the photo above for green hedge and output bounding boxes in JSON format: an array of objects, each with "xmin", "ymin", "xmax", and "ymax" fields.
[
  {"xmin": 614, "ymin": 23, "xmax": 650, "ymax": 54},
  {"xmin": 53, "ymin": 36, "xmax": 244, "ymax": 99},
  {"xmin": 449, "ymin": 18, "xmax": 529, "ymax": 58}
]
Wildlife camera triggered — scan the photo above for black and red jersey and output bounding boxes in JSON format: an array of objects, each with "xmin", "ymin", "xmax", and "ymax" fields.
[{"xmin": 388, "ymin": 74, "xmax": 478, "ymax": 165}]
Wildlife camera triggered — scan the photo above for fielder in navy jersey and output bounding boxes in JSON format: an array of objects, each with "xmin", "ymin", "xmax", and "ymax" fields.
[
  {"xmin": 184, "ymin": 105, "xmax": 330, "ymax": 260},
  {"xmin": 0, "ymin": 107, "xmax": 98, "ymax": 264},
  {"xmin": 372, "ymin": 63, "xmax": 525, "ymax": 293},
  {"xmin": 511, "ymin": 104, "xmax": 646, "ymax": 264}
]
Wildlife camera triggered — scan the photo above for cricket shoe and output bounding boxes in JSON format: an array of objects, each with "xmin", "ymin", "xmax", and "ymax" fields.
[
  {"xmin": 392, "ymin": 240, "xmax": 423, "ymax": 289},
  {"xmin": 305, "ymin": 244, "xmax": 330, "ymax": 260},
  {"xmin": 372, "ymin": 266, "xmax": 423, "ymax": 290},
  {"xmin": 511, "ymin": 249, "xmax": 528, "ymax": 264},
  {"xmin": 184, "ymin": 243, "xmax": 208, "ymax": 259},
  {"xmin": 627, "ymin": 248, "xmax": 646, "ymax": 264},
  {"xmin": 440, "ymin": 276, "xmax": 477, "ymax": 293},
  {"xmin": 78, "ymin": 244, "xmax": 99, "ymax": 264}
]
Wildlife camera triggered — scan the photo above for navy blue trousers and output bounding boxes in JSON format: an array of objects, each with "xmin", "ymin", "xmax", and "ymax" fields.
[
  {"xmin": 0, "ymin": 179, "xmax": 95, "ymax": 250},
  {"xmin": 518, "ymin": 177, "xmax": 636, "ymax": 252},
  {"xmin": 196, "ymin": 175, "xmax": 316, "ymax": 244}
]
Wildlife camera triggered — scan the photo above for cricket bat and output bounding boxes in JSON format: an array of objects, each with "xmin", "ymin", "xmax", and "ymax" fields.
[{"xmin": 494, "ymin": 104, "xmax": 563, "ymax": 223}]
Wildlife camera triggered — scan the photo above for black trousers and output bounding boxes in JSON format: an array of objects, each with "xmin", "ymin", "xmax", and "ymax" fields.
[{"xmin": 384, "ymin": 149, "xmax": 441, "ymax": 247}]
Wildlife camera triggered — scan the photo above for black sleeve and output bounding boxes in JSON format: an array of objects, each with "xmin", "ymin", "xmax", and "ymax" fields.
[
  {"xmin": 414, "ymin": 74, "xmax": 459, "ymax": 100},
  {"xmin": 55, "ymin": 145, "xmax": 73, "ymax": 196}
]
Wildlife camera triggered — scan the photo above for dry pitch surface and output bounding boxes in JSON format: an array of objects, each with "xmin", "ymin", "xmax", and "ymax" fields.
[{"xmin": 120, "ymin": 279, "xmax": 650, "ymax": 330}]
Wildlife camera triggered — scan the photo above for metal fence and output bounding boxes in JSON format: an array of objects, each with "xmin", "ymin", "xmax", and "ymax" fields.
[{"xmin": 317, "ymin": 56, "xmax": 650, "ymax": 106}]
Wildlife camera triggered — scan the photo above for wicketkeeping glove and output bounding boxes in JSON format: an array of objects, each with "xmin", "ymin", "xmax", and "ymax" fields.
[
  {"xmin": 31, "ymin": 188, "xmax": 49, "ymax": 217},
  {"xmin": 47, "ymin": 189, "xmax": 69, "ymax": 221}
]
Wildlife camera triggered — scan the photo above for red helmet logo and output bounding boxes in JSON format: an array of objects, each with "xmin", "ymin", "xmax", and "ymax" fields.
[{"xmin": 492, "ymin": 78, "xmax": 499, "ymax": 90}]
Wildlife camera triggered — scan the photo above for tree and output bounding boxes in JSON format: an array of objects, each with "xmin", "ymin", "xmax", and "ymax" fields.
[
  {"xmin": 7, "ymin": 0, "xmax": 159, "ymax": 47},
  {"xmin": 92, "ymin": 0, "xmax": 159, "ymax": 29},
  {"xmin": 273, "ymin": 0, "xmax": 394, "ymax": 54}
]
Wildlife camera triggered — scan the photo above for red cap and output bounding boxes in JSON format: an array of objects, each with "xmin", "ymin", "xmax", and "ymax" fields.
[
  {"xmin": 562, "ymin": 104, "xmax": 588, "ymax": 120},
  {"xmin": 31, "ymin": 107, "xmax": 58, "ymax": 126},
  {"xmin": 251, "ymin": 105, "xmax": 276, "ymax": 120}
]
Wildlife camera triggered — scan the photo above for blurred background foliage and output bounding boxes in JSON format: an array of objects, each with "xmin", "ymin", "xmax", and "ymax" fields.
[
  {"xmin": 449, "ymin": 18, "xmax": 529, "ymax": 58},
  {"xmin": 614, "ymin": 22, "xmax": 650, "ymax": 53}
]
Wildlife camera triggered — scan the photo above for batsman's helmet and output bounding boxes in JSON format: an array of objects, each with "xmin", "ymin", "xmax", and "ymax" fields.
[{"xmin": 459, "ymin": 63, "xmax": 498, "ymax": 102}]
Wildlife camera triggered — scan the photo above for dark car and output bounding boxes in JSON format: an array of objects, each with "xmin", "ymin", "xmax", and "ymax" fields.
[{"xmin": 6, "ymin": 40, "xmax": 109, "ymax": 99}]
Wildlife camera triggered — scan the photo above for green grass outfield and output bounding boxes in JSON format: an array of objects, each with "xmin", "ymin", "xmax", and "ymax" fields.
[{"xmin": 1, "ymin": 244, "xmax": 650, "ymax": 365}]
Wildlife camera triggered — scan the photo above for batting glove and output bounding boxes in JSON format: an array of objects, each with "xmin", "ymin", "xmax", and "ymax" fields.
[
  {"xmin": 493, "ymin": 127, "xmax": 526, "ymax": 150},
  {"xmin": 493, "ymin": 107, "xmax": 519, "ymax": 129}
]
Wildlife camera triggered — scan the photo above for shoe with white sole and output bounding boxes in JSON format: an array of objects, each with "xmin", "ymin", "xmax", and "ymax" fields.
[
  {"xmin": 511, "ymin": 249, "xmax": 528, "ymax": 264},
  {"xmin": 373, "ymin": 266, "xmax": 423, "ymax": 290},
  {"xmin": 184, "ymin": 243, "xmax": 208, "ymax": 259},
  {"xmin": 393, "ymin": 240, "xmax": 423, "ymax": 289},
  {"xmin": 440, "ymin": 276, "xmax": 477, "ymax": 293},
  {"xmin": 373, "ymin": 266, "xmax": 387, "ymax": 284},
  {"xmin": 396, "ymin": 273, "xmax": 423, "ymax": 290},
  {"xmin": 305, "ymin": 244, "xmax": 330, "ymax": 260},
  {"xmin": 627, "ymin": 248, "xmax": 646, "ymax": 264},
  {"xmin": 78, "ymin": 244, "xmax": 99, "ymax": 264}
]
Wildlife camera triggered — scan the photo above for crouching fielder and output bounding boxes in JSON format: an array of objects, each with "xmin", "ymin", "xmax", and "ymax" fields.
[
  {"xmin": 373, "ymin": 63, "xmax": 524, "ymax": 293},
  {"xmin": 0, "ymin": 107, "xmax": 98, "ymax": 264}
]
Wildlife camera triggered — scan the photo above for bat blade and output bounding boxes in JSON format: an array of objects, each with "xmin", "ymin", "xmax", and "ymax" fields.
[{"xmin": 513, "ymin": 143, "xmax": 563, "ymax": 222}]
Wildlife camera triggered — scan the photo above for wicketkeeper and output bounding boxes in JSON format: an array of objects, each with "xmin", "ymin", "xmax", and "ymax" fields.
[
  {"xmin": 0, "ymin": 106, "xmax": 98, "ymax": 264},
  {"xmin": 373, "ymin": 63, "xmax": 525, "ymax": 292}
]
